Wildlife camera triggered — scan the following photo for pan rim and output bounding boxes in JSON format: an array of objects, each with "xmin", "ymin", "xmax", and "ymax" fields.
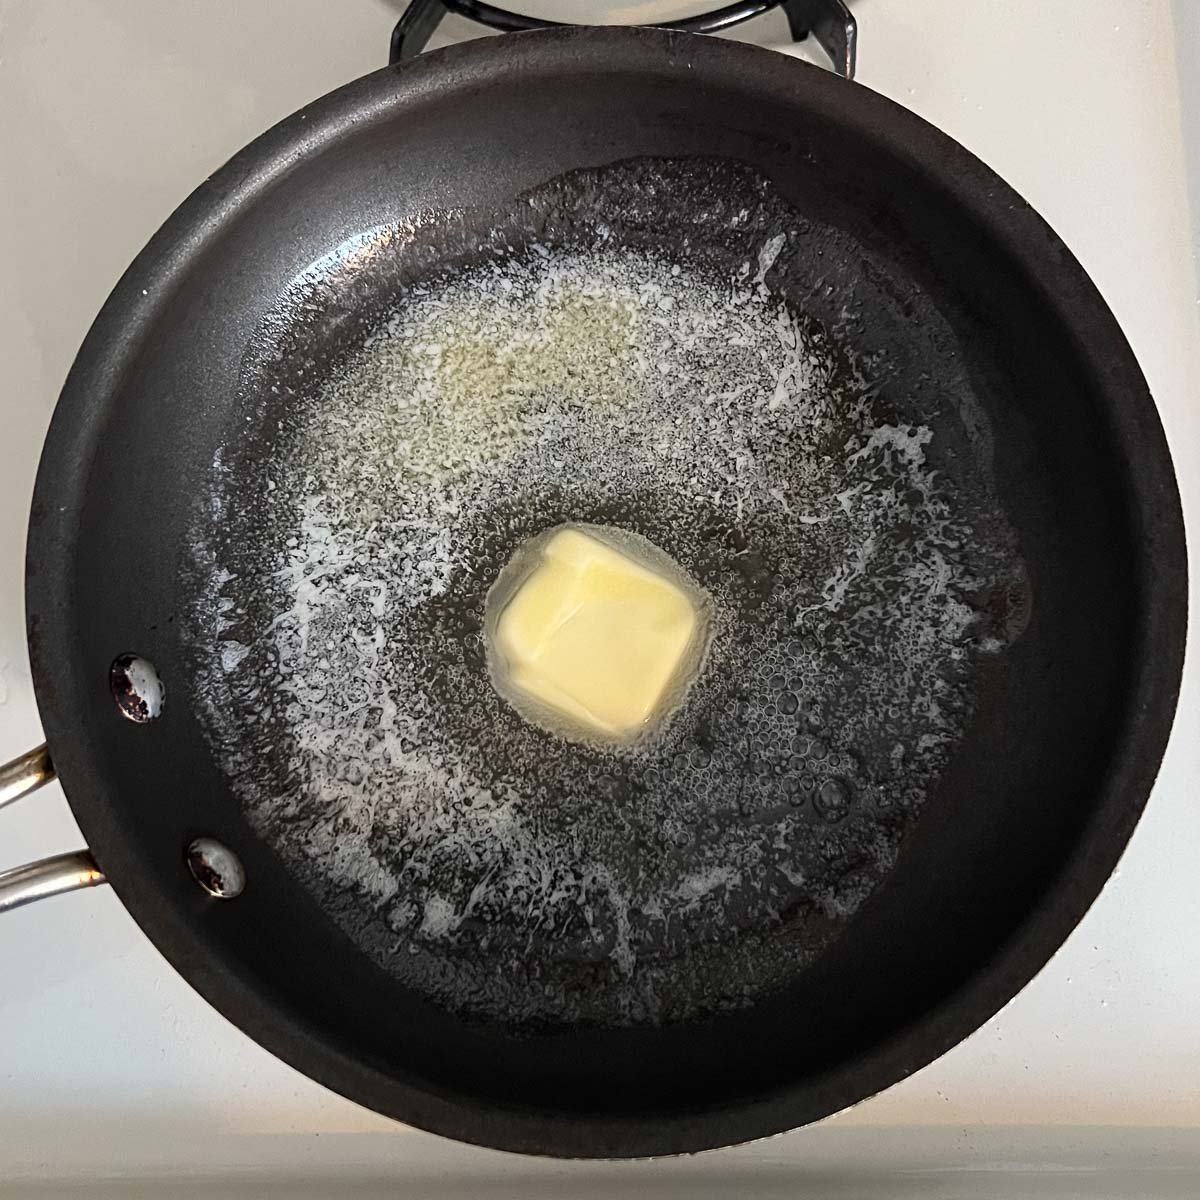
[{"xmin": 24, "ymin": 25, "xmax": 1188, "ymax": 1157}]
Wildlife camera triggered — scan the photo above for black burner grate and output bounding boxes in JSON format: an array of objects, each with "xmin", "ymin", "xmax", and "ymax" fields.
[{"xmin": 390, "ymin": 0, "xmax": 856, "ymax": 78}]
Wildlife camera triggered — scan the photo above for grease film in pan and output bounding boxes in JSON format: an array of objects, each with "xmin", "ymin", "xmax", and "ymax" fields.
[{"xmin": 186, "ymin": 158, "xmax": 1027, "ymax": 1029}]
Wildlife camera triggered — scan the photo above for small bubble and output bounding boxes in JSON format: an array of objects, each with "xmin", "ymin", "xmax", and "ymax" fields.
[
  {"xmin": 808, "ymin": 738, "xmax": 828, "ymax": 760},
  {"xmin": 791, "ymin": 733, "xmax": 812, "ymax": 756},
  {"xmin": 779, "ymin": 692, "xmax": 799, "ymax": 715},
  {"xmin": 815, "ymin": 777, "xmax": 851, "ymax": 822}
]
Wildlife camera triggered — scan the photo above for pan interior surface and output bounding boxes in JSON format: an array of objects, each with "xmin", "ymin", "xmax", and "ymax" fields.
[
  {"xmin": 27, "ymin": 30, "xmax": 1184, "ymax": 1155},
  {"xmin": 186, "ymin": 157, "xmax": 1026, "ymax": 1030}
]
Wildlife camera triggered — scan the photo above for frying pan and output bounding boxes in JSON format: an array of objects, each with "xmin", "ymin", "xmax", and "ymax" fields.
[{"xmin": 0, "ymin": 26, "xmax": 1186, "ymax": 1158}]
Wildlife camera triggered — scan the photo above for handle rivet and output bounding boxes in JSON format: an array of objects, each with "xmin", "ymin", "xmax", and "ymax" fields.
[
  {"xmin": 186, "ymin": 838, "xmax": 245, "ymax": 899},
  {"xmin": 110, "ymin": 655, "xmax": 164, "ymax": 723}
]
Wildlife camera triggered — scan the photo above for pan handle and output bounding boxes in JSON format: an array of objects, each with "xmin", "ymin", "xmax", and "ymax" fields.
[
  {"xmin": 0, "ymin": 742, "xmax": 56, "ymax": 809},
  {"xmin": 0, "ymin": 743, "xmax": 108, "ymax": 913}
]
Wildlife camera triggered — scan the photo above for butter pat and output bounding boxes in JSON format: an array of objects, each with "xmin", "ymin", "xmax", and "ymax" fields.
[{"xmin": 486, "ymin": 525, "xmax": 710, "ymax": 742}]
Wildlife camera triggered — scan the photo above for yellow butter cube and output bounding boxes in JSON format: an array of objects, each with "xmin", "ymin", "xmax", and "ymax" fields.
[{"xmin": 489, "ymin": 526, "xmax": 707, "ymax": 741}]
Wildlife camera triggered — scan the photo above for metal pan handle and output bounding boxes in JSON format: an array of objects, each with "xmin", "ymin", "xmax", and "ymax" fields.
[{"xmin": 0, "ymin": 744, "xmax": 107, "ymax": 914}]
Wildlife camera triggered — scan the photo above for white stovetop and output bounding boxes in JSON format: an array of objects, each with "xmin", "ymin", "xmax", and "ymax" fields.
[{"xmin": 1, "ymin": 0, "xmax": 1197, "ymax": 1192}]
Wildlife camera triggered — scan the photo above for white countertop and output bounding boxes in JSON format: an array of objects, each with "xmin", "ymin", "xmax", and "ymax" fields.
[{"xmin": 1, "ymin": 0, "xmax": 1197, "ymax": 1190}]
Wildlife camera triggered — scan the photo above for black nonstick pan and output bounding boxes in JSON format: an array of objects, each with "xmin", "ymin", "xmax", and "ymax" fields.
[{"xmin": 0, "ymin": 26, "xmax": 1186, "ymax": 1158}]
